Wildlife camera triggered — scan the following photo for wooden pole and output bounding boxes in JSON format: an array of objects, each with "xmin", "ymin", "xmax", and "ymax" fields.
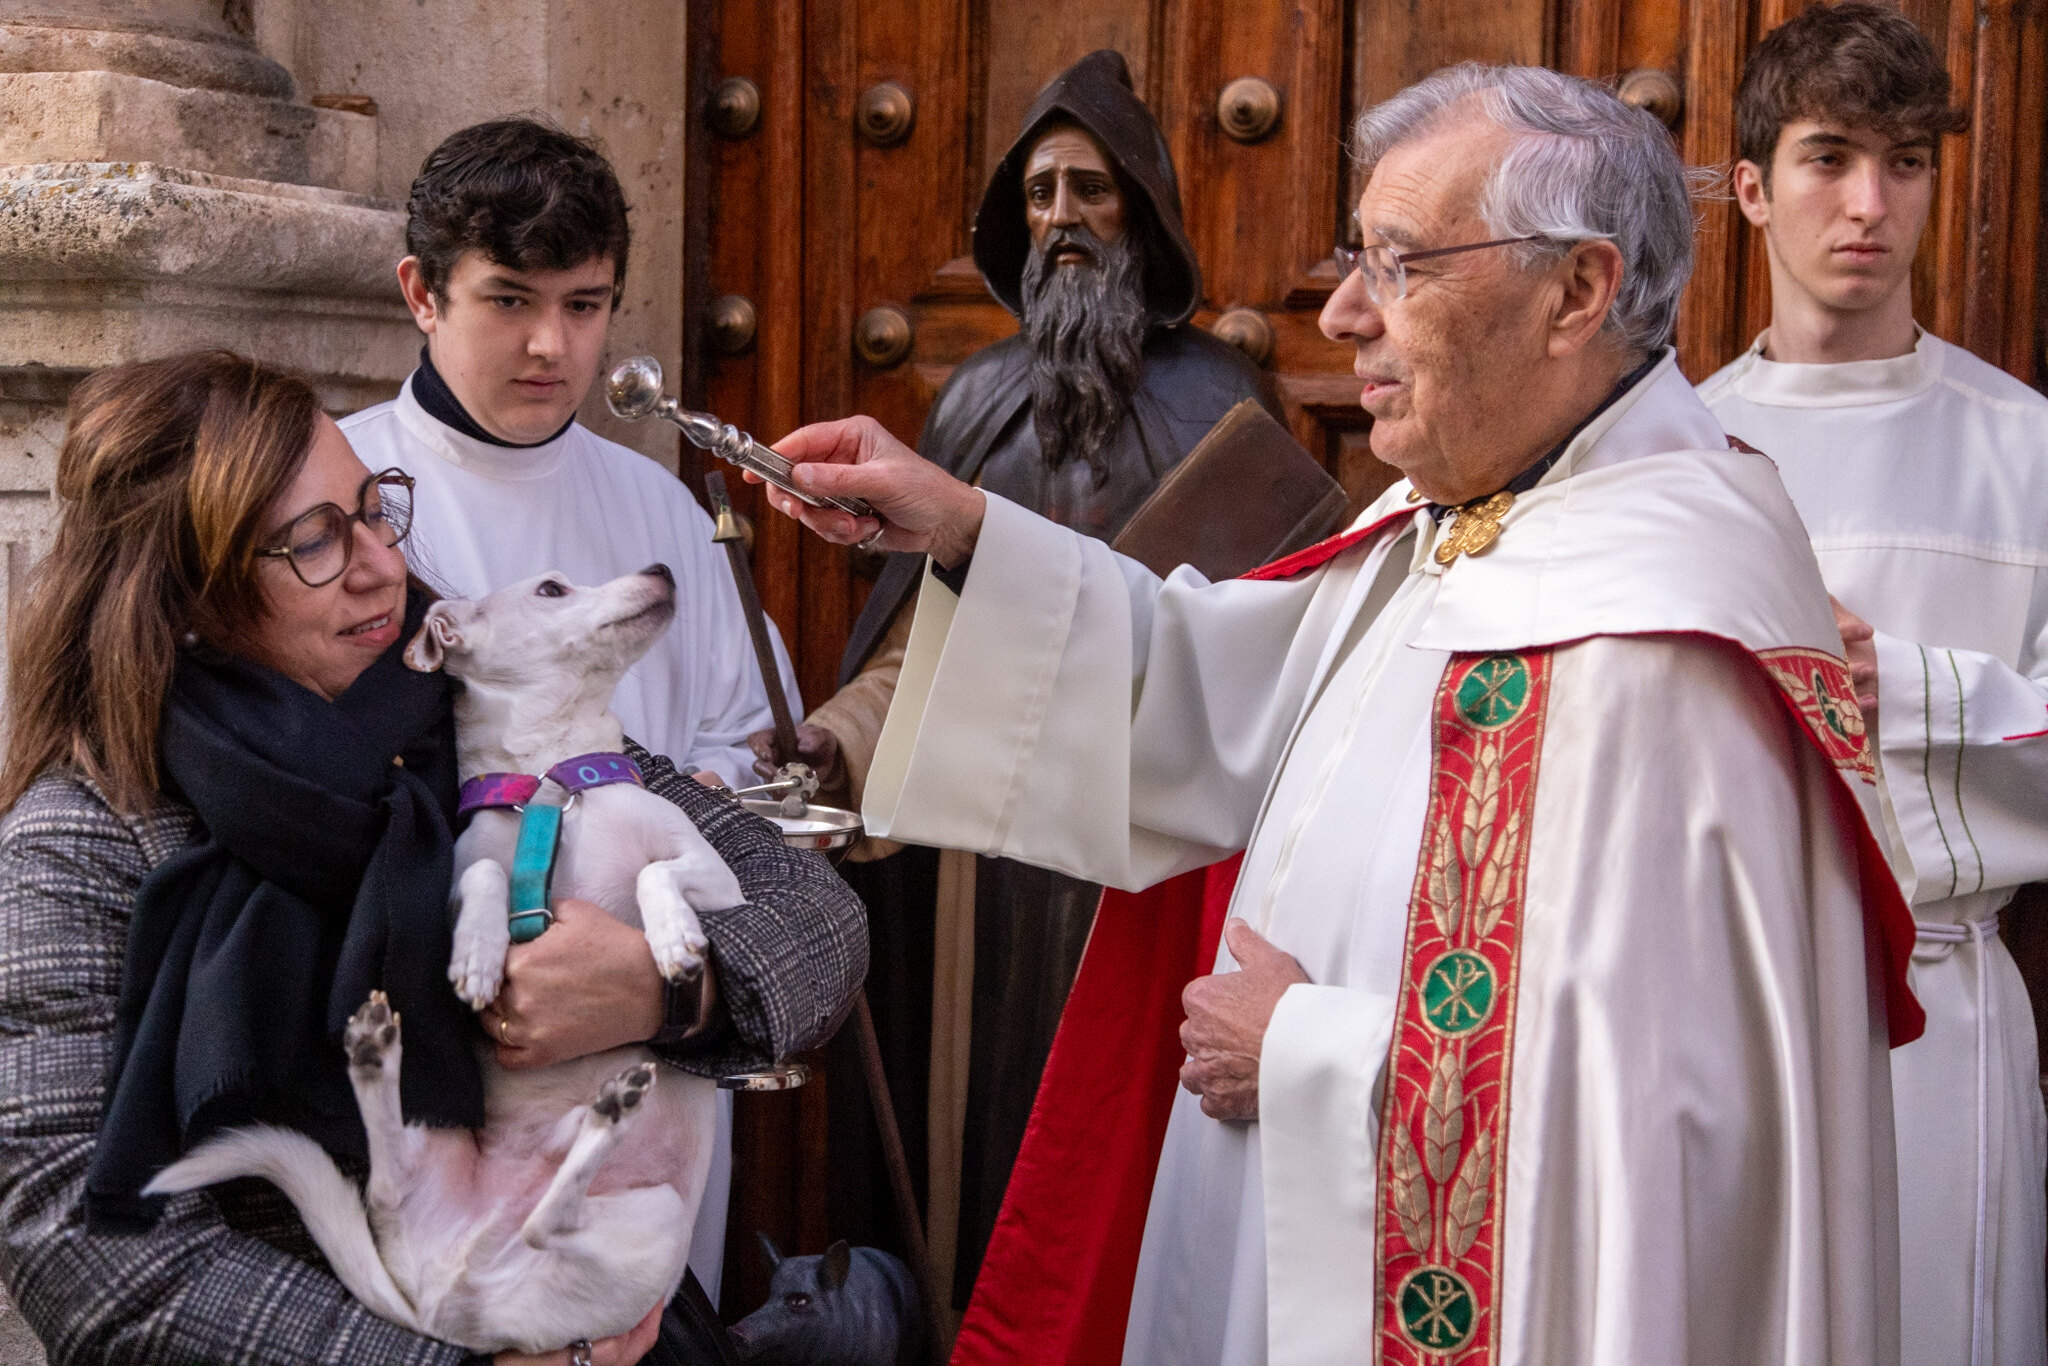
[{"xmin": 851, "ymin": 991, "xmax": 950, "ymax": 1358}]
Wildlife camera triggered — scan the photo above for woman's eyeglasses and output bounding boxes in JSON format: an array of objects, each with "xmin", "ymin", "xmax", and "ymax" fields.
[
  {"xmin": 1332, "ymin": 235, "xmax": 1547, "ymax": 306},
  {"xmin": 257, "ymin": 468, "xmax": 415, "ymax": 588}
]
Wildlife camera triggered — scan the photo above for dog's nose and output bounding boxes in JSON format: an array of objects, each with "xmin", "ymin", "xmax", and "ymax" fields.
[{"xmin": 643, "ymin": 563, "xmax": 674, "ymax": 585}]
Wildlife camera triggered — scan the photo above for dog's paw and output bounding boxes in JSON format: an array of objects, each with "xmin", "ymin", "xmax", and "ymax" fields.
[
  {"xmin": 447, "ymin": 936, "xmax": 507, "ymax": 1011},
  {"xmin": 448, "ymin": 862, "xmax": 512, "ymax": 1009},
  {"xmin": 646, "ymin": 919, "xmax": 709, "ymax": 984},
  {"xmin": 592, "ymin": 1061, "xmax": 657, "ymax": 1124},
  {"xmin": 345, "ymin": 991, "xmax": 400, "ymax": 1073},
  {"xmin": 638, "ymin": 870, "xmax": 710, "ymax": 983}
]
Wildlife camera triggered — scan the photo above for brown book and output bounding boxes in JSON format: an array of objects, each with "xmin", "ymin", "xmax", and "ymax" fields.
[{"xmin": 1111, "ymin": 398, "xmax": 1349, "ymax": 582}]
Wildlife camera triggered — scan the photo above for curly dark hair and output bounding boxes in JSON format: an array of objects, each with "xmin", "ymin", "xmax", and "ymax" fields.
[
  {"xmin": 405, "ymin": 116, "xmax": 631, "ymax": 306},
  {"xmin": 1737, "ymin": 1, "xmax": 1970, "ymax": 184}
]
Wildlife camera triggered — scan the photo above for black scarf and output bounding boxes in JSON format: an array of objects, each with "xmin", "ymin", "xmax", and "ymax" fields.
[{"xmin": 87, "ymin": 588, "xmax": 485, "ymax": 1231}]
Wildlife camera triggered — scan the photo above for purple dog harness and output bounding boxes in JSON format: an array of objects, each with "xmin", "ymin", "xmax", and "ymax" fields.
[
  {"xmin": 457, "ymin": 751, "xmax": 645, "ymax": 818},
  {"xmin": 456, "ymin": 752, "xmax": 644, "ymax": 943}
]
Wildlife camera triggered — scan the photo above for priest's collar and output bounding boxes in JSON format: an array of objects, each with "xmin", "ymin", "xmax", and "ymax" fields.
[
  {"xmin": 1724, "ymin": 326, "xmax": 1940, "ymax": 408},
  {"xmin": 397, "ymin": 351, "xmax": 576, "ymax": 480}
]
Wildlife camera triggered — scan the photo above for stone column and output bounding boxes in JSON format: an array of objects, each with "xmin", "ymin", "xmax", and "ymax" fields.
[{"xmin": 0, "ymin": 0, "xmax": 415, "ymax": 701}]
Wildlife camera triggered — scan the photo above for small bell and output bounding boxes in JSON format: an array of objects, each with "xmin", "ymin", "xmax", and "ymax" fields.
[{"xmin": 712, "ymin": 503, "xmax": 746, "ymax": 545}]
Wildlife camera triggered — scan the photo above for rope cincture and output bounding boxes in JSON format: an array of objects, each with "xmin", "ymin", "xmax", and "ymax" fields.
[{"xmin": 1914, "ymin": 911, "xmax": 2003, "ymax": 1366}]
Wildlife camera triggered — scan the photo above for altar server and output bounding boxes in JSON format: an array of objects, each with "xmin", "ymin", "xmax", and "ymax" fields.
[
  {"xmin": 1699, "ymin": 7, "xmax": 2048, "ymax": 1364},
  {"xmin": 762, "ymin": 65, "xmax": 1919, "ymax": 1366}
]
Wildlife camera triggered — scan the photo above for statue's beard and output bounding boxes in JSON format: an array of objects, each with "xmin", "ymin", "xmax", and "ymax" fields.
[{"xmin": 1021, "ymin": 226, "xmax": 1147, "ymax": 483}]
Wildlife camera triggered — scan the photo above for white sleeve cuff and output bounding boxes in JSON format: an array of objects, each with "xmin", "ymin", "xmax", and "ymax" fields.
[{"xmin": 1260, "ymin": 982, "xmax": 1396, "ymax": 1360}]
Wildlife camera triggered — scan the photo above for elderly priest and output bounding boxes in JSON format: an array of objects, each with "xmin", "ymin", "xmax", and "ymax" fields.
[{"xmin": 761, "ymin": 64, "xmax": 1921, "ymax": 1366}]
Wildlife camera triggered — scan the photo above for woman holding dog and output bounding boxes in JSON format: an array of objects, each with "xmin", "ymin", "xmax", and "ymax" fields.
[{"xmin": 0, "ymin": 350, "xmax": 864, "ymax": 1364}]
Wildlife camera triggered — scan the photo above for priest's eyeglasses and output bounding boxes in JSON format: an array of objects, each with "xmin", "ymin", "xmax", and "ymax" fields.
[
  {"xmin": 1333, "ymin": 235, "xmax": 1547, "ymax": 306},
  {"xmin": 257, "ymin": 468, "xmax": 416, "ymax": 587}
]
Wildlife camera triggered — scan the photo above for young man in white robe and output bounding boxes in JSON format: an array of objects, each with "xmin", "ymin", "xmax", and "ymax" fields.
[
  {"xmin": 1696, "ymin": 7, "xmax": 2048, "ymax": 1362},
  {"xmin": 340, "ymin": 118, "xmax": 800, "ymax": 1310},
  {"xmin": 755, "ymin": 65, "xmax": 1923, "ymax": 1366}
]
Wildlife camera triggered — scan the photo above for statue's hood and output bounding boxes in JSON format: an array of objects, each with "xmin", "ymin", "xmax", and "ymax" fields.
[{"xmin": 971, "ymin": 49, "xmax": 1202, "ymax": 327}]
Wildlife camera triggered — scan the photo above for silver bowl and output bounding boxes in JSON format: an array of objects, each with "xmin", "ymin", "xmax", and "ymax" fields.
[{"xmin": 742, "ymin": 798, "xmax": 863, "ymax": 852}]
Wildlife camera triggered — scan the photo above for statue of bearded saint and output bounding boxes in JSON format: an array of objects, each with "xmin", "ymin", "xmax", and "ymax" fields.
[
  {"xmin": 1016, "ymin": 184, "xmax": 1151, "ymax": 522},
  {"xmin": 747, "ymin": 48, "xmax": 1267, "ymax": 1309}
]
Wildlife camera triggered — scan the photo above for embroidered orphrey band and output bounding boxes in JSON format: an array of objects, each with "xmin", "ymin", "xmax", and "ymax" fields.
[
  {"xmin": 1753, "ymin": 647, "xmax": 1876, "ymax": 784},
  {"xmin": 1377, "ymin": 651, "xmax": 1552, "ymax": 1363}
]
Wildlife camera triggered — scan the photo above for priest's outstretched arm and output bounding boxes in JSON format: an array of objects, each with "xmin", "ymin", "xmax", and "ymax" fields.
[{"xmin": 755, "ymin": 416, "xmax": 1355, "ymax": 891}]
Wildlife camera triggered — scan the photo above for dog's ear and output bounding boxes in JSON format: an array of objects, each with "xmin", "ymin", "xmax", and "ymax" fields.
[
  {"xmin": 755, "ymin": 1230, "xmax": 784, "ymax": 1270},
  {"xmin": 403, "ymin": 601, "xmax": 465, "ymax": 672},
  {"xmin": 820, "ymin": 1240, "xmax": 851, "ymax": 1292}
]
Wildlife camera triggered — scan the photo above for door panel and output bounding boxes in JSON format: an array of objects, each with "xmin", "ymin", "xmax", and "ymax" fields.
[{"xmin": 976, "ymin": 5, "xmax": 1161, "ymax": 193}]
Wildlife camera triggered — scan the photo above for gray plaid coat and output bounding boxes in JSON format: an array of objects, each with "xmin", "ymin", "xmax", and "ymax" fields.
[{"xmin": 0, "ymin": 746, "xmax": 866, "ymax": 1364}]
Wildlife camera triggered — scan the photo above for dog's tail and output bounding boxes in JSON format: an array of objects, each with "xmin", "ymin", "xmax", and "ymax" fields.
[{"xmin": 146, "ymin": 1126, "xmax": 425, "ymax": 1332}]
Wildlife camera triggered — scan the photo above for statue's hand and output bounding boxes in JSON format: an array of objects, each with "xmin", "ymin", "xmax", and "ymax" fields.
[
  {"xmin": 747, "ymin": 722, "xmax": 842, "ymax": 786},
  {"xmin": 762, "ymin": 416, "xmax": 986, "ymax": 568}
]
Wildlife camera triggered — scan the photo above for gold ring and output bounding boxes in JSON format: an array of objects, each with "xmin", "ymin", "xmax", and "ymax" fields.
[{"xmin": 497, "ymin": 1016, "xmax": 512, "ymax": 1046}]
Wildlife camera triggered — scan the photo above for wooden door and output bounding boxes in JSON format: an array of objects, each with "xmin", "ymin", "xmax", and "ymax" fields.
[{"xmin": 685, "ymin": 0, "xmax": 2048, "ymax": 1321}]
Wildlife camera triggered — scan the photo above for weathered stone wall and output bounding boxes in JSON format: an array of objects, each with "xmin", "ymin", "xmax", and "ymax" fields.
[{"xmin": 0, "ymin": 4, "xmax": 688, "ymax": 1358}]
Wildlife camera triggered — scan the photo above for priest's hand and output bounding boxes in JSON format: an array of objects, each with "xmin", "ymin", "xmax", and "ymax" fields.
[
  {"xmin": 1832, "ymin": 596, "xmax": 1880, "ymax": 717},
  {"xmin": 763, "ymin": 416, "xmax": 986, "ymax": 569},
  {"xmin": 747, "ymin": 721, "xmax": 843, "ymax": 786},
  {"xmin": 1179, "ymin": 919, "xmax": 1311, "ymax": 1122},
  {"xmin": 483, "ymin": 899, "xmax": 703, "ymax": 1069}
]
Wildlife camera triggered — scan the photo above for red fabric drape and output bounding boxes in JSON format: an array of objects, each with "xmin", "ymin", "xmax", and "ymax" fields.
[{"xmin": 949, "ymin": 855, "xmax": 1241, "ymax": 1365}]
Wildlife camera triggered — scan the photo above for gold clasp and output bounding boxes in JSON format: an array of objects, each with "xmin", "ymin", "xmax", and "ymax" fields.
[{"xmin": 1433, "ymin": 491, "xmax": 1515, "ymax": 565}]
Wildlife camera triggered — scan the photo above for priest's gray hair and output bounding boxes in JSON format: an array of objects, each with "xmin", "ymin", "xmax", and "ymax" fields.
[{"xmin": 1352, "ymin": 63, "xmax": 1704, "ymax": 355}]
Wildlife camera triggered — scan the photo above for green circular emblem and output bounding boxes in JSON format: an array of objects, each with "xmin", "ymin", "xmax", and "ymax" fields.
[
  {"xmin": 1421, "ymin": 949, "xmax": 1496, "ymax": 1036},
  {"xmin": 1812, "ymin": 668, "xmax": 1854, "ymax": 740},
  {"xmin": 1455, "ymin": 655, "xmax": 1529, "ymax": 729},
  {"xmin": 1397, "ymin": 1266, "xmax": 1478, "ymax": 1352}
]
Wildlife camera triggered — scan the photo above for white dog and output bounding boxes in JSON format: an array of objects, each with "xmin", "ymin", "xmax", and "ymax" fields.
[{"xmin": 148, "ymin": 566, "xmax": 740, "ymax": 1354}]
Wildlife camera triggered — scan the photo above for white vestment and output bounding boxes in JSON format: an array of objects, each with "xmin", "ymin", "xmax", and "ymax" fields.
[
  {"xmin": 1702, "ymin": 331, "xmax": 2048, "ymax": 1366},
  {"xmin": 341, "ymin": 378, "xmax": 803, "ymax": 1301},
  {"xmin": 868, "ymin": 356, "xmax": 1905, "ymax": 1365}
]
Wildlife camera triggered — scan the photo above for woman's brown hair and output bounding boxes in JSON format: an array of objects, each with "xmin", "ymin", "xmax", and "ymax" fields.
[{"xmin": 1, "ymin": 351, "xmax": 322, "ymax": 814}]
